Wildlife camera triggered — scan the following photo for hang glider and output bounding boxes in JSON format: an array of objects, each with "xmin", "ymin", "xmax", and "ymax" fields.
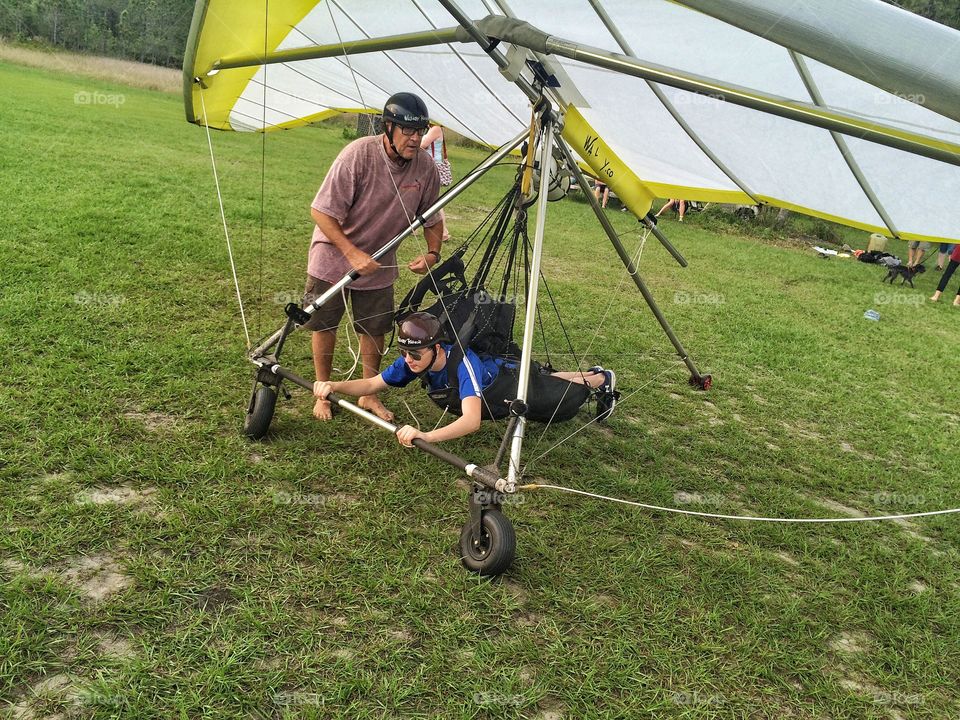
[{"xmin": 184, "ymin": 0, "xmax": 960, "ymax": 242}]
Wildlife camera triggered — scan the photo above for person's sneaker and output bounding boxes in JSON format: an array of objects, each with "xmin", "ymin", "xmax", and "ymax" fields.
[
  {"xmin": 588, "ymin": 365, "xmax": 604, "ymax": 376},
  {"xmin": 595, "ymin": 369, "xmax": 618, "ymax": 422}
]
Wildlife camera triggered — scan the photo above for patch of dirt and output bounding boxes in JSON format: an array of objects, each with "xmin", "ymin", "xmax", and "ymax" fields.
[
  {"xmin": 248, "ymin": 452, "xmax": 264, "ymax": 464},
  {"xmin": 502, "ymin": 579, "xmax": 529, "ymax": 603},
  {"xmin": 773, "ymin": 551, "xmax": 800, "ymax": 567},
  {"xmin": 668, "ymin": 392, "xmax": 683, "ymax": 401},
  {"xmin": 751, "ymin": 393, "xmax": 767, "ymax": 405},
  {"xmin": 892, "ymin": 519, "xmax": 935, "ymax": 544},
  {"xmin": 123, "ymin": 411, "xmax": 178, "ymax": 432},
  {"xmin": 196, "ymin": 587, "xmax": 235, "ymax": 612},
  {"xmin": 75, "ymin": 485, "xmax": 157, "ymax": 507},
  {"xmin": 386, "ymin": 628, "xmax": 414, "ymax": 642},
  {"xmin": 94, "ymin": 632, "xmax": 136, "ymax": 660},
  {"xmin": 63, "ymin": 554, "xmax": 131, "ymax": 602},
  {"xmin": 765, "ymin": 442, "xmax": 780, "ymax": 451},
  {"xmin": 830, "ymin": 630, "xmax": 873, "ymax": 655},
  {"xmin": 41, "ymin": 472, "xmax": 73, "ymax": 484},
  {"xmin": 3, "ymin": 559, "xmax": 50, "ymax": 582},
  {"xmin": 708, "ymin": 417, "xmax": 724, "ymax": 427},
  {"xmin": 781, "ymin": 421, "xmax": 823, "ymax": 441},
  {"xmin": 813, "ymin": 497, "xmax": 866, "ymax": 518},
  {"xmin": 908, "ymin": 580, "xmax": 928, "ymax": 594},
  {"xmin": 8, "ymin": 673, "xmax": 84, "ymax": 719}
]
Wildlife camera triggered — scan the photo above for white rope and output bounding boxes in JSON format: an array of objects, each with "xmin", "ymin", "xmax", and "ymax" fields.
[
  {"xmin": 523, "ymin": 483, "xmax": 960, "ymax": 524},
  {"xmin": 199, "ymin": 88, "xmax": 252, "ymax": 349}
]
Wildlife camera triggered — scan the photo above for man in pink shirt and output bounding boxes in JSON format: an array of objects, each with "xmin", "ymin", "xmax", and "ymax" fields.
[{"xmin": 304, "ymin": 92, "xmax": 443, "ymax": 422}]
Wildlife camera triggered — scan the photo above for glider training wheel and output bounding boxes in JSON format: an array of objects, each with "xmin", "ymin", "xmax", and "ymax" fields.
[
  {"xmin": 690, "ymin": 373, "xmax": 713, "ymax": 391},
  {"xmin": 244, "ymin": 369, "xmax": 281, "ymax": 440},
  {"xmin": 459, "ymin": 487, "xmax": 516, "ymax": 577}
]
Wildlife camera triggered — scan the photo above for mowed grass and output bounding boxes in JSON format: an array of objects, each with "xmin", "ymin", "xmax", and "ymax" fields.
[{"xmin": 2, "ymin": 59, "xmax": 959, "ymax": 719}]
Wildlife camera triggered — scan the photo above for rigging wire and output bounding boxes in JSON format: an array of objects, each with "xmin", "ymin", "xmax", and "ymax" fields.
[
  {"xmin": 198, "ymin": 88, "xmax": 252, "ymax": 350},
  {"xmin": 519, "ymin": 483, "xmax": 960, "ymax": 524}
]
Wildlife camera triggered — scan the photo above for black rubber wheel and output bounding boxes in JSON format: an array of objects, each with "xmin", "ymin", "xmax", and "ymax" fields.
[
  {"xmin": 459, "ymin": 508, "xmax": 516, "ymax": 576},
  {"xmin": 244, "ymin": 385, "xmax": 277, "ymax": 440}
]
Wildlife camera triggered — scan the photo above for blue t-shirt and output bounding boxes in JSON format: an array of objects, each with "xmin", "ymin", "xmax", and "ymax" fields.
[{"xmin": 381, "ymin": 344, "xmax": 510, "ymax": 399}]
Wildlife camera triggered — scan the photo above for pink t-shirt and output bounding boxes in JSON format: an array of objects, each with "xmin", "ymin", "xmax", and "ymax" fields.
[{"xmin": 308, "ymin": 135, "xmax": 441, "ymax": 290}]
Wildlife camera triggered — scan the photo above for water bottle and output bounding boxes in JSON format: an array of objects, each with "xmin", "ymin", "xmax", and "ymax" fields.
[{"xmin": 863, "ymin": 309, "xmax": 880, "ymax": 321}]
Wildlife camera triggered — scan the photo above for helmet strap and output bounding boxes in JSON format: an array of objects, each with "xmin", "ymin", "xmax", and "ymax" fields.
[{"xmin": 414, "ymin": 345, "xmax": 440, "ymax": 381}]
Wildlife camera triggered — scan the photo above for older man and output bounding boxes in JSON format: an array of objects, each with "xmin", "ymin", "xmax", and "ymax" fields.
[{"xmin": 304, "ymin": 92, "xmax": 443, "ymax": 422}]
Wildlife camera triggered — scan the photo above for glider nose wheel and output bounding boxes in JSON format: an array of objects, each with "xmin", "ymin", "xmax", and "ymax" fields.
[
  {"xmin": 244, "ymin": 367, "xmax": 283, "ymax": 439},
  {"xmin": 459, "ymin": 487, "xmax": 516, "ymax": 576},
  {"xmin": 244, "ymin": 384, "xmax": 278, "ymax": 439}
]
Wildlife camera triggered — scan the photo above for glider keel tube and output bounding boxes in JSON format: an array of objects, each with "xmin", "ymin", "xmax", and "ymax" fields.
[
  {"xmin": 249, "ymin": 128, "xmax": 528, "ymax": 360},
  {"xmin": 269, "ymin": 365, "xmax": 512, "ymax": 493}
]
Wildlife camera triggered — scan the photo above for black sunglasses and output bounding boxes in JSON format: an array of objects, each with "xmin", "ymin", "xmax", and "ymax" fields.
[
  {"xmin": 398, "ymin": 125, "xmax": 427, "ymax": 137},
  {"xmin": 399, "ymin": 347, "xmax": 424, "ymax": 361}
]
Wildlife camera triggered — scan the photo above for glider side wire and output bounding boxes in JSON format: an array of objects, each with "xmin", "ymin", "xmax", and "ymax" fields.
[
  {"xmin": 520, "ymin": 484, "xmax": 960, "ymax": 525},
  {"xmin": 526, "ymin": 223, "xmax": 652, "ymax": 464},
  {"xmin": 199, "ymin": 87, "xmax": 252, "ymax": 350},
  {"xmin": 259, "ymin": 0, "xmax": 269, "ymax": 337}
]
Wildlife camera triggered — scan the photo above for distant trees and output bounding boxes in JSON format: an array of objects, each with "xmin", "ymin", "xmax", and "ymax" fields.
[
  {"xmin": 0, "ymin": 0, "xmax": 195, "ymax": 67},
  {"xmin": 0, "ymin": 0, "xmax": 957, "ymax": 69}
]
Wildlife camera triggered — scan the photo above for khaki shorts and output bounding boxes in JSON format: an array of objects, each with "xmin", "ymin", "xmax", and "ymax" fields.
[
  {"xmin": 908, "ymin": 241, "xmax": 931, "ymax": 250},
  {"xmin": 302, "ymin": 276, "xmax": 394, "ymax": 336}
]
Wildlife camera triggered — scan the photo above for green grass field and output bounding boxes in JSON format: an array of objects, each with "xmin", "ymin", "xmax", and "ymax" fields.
[{"xmin": 2, "ymin": 59, "xmax": 959, "ymax": 719}]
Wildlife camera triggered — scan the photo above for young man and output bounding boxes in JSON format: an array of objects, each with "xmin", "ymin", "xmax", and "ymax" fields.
[
  {"xmin": 304, "ymin": 93, "xmax": 443, "ymax": 423},
  {"xmin": 313, "ymin": 313, "xmax": 618, "ymax": 447}
]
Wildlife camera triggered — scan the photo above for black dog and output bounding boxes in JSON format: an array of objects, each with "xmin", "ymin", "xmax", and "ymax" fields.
[{"xmin": 883, "ymin": 263, "xmax": 926, "ymax": 288}]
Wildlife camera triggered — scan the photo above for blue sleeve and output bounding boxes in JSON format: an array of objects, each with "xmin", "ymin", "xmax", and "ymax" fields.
[
  {"xmin": 381, "ymin": 356, "xmax": 417, "ymax": 387},
  {"xmin": 457, "ymin": 351, "xmax": 485, "ymax": 399}
]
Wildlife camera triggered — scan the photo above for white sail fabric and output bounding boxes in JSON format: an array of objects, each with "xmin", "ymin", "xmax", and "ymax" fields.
[{"xmin": 184, "ymin": 0, "xmax": 960, "ymax": 241}]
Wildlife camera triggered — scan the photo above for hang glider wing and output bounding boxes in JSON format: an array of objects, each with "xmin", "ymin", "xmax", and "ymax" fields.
[{"xmin": 184, "ymin": 0, "xmax": 960, "ymax": 241}]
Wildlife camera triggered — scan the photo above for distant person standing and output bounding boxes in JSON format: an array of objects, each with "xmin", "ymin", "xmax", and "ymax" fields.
[
  {"xmin": 421, "ymin": 123, "xmax": 451, "ymax": 242},
  {"xmin": 935, "ymin": 242, "xmax": 955, "ymax": 271},
  {"xmin": 304, "ymin": 92, "xmax": 443, "ymax": 423},
  {"xmin": 907, "ymin": 240, "xmax": 930, "ymax": 268},
  {"xmin": 594, "ymin": 178, "xmax": 610, "ymax": 209},
  {"xmin": 929, "ymin": 243, "xmax": 960, "ymax": 306},
  {"xmin": 655, "ymin": 198, "xmax": 686, "ymax": 222}
]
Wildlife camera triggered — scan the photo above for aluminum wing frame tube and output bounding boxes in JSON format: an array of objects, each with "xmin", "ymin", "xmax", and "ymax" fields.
[
  {"xmin": 249, "ymin": 128, "xmax": 528, "ymax": 360},
  {"xmin": 270, "ymin": 365, "xmax": 512, "ymax": 492},
  {"xmin": 554, "ymin": 129, "xmax": 705, "ymax": 383},
  {"xmin": 506, "ymin": 117, "xmax": 555, "ymax": 485}
]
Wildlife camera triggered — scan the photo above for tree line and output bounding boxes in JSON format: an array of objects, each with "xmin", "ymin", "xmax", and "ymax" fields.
[
  {"xmin": 0, "ymin": 0, "xmax": 958, "ymax": 70},
  {"xmin": 0, "ymin": 0, "xmax": 195, "ymax": 68}
]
